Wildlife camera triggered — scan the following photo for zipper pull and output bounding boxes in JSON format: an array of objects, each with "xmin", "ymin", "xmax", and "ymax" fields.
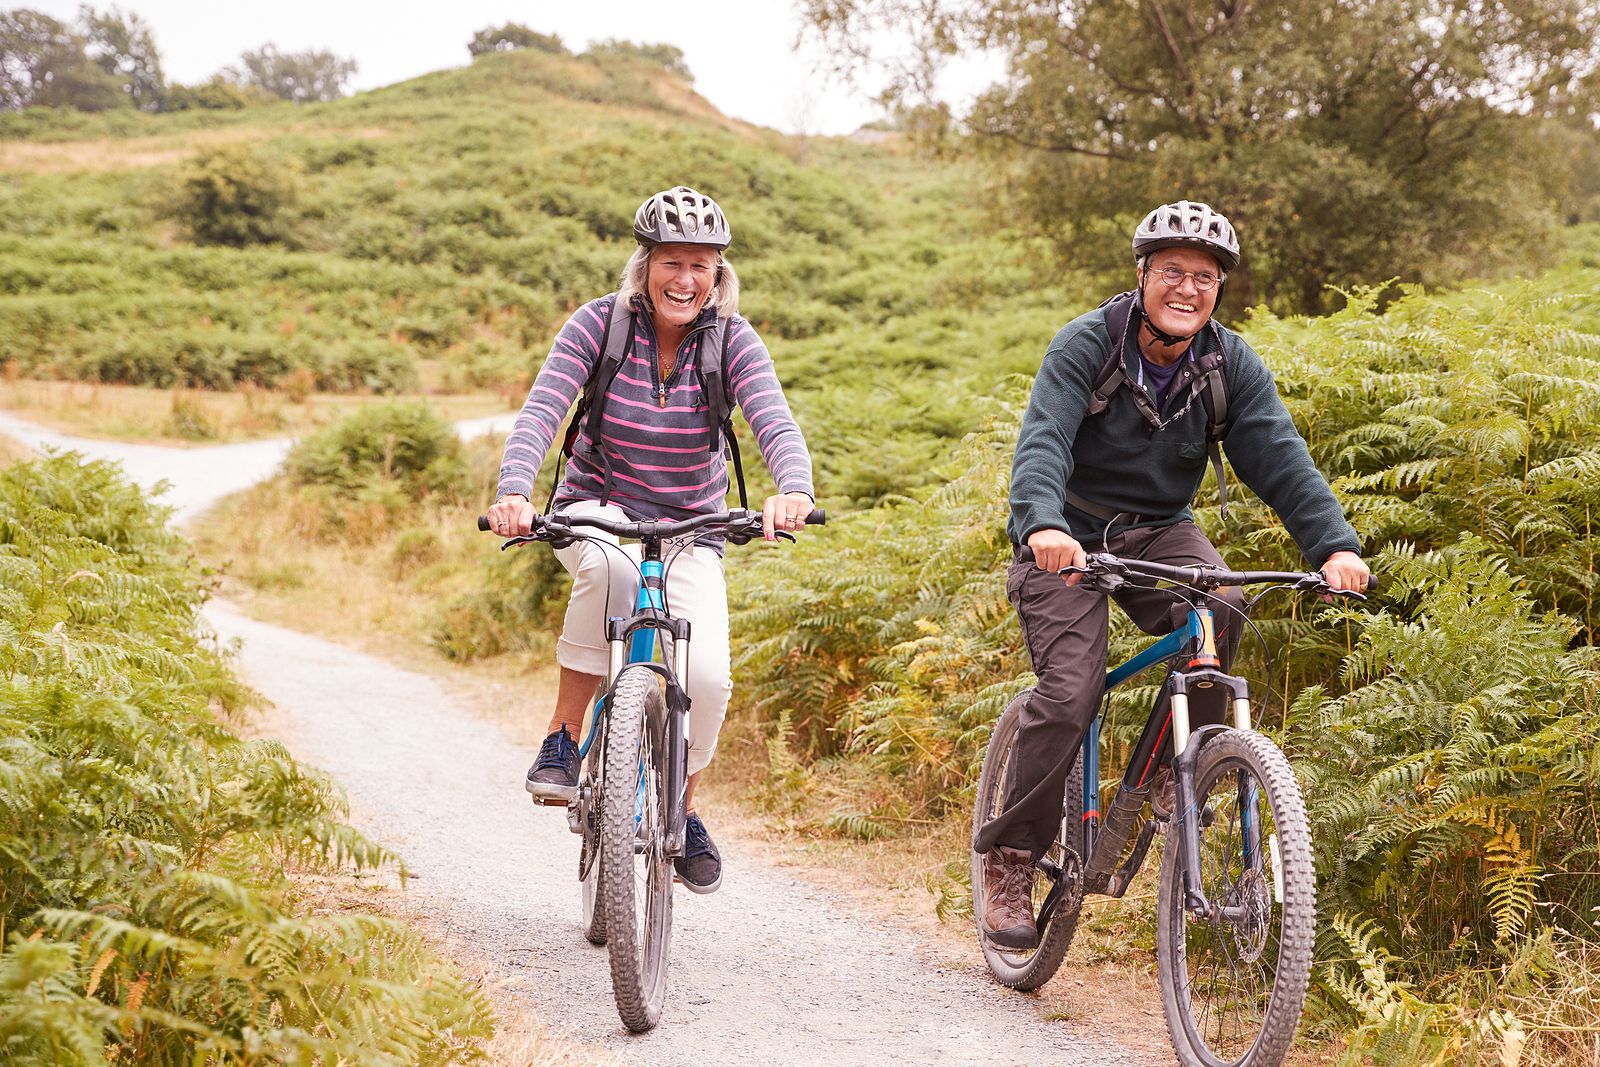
[{"xmin": 658, "ymin": 386, "xmax": 666, "ymax": 409}]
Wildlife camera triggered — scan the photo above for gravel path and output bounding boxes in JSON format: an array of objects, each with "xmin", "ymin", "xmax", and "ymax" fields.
[
  {"xmin": 204, "ymin": 601, "xmax": 1153, "ymax": 1066},
  {"xmin": 5, "ymin": 411, "xmax": 1157, "ymax": 1065}
]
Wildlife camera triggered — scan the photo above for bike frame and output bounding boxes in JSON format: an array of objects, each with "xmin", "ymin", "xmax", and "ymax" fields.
[
  {"xmin": 573, "ymin": 538, "xmax": 694, "ymax": 857},
  {"xmin": 1063, "ymin": 601, "xmax": 1258, "ymax": 921}
]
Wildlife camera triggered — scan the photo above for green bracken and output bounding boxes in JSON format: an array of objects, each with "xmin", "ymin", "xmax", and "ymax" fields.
[{"xmin": 0, "ymin": 454, "xmax": 492, "ymax": 1063}]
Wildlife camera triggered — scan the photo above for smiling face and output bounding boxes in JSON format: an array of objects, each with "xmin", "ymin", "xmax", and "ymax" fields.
[
  {"xmin": 1138, "ymin": 246, "xmax": 1223, "ymax": 340},
  {"xmin": 647, "ymin": 243, "xmax": 720, "ymax": 331}
]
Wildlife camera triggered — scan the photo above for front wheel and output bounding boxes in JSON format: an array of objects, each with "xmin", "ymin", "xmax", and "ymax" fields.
[
  {"xmin": 599, "ymin": 665, "xmax": 674, "ymax": 1032},
  {"xmin": 1156, "ymin": 729, "xmax": 1315, "ymax": 1067},
  {"xmin": 971, "ymin": 689, "xmax": 1085, "ymax": 990}
]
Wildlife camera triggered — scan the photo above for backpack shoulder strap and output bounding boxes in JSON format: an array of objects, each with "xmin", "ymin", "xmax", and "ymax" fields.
[
  {"xmin": 546, "ymin": 295, "xmax": 632, "ymax": 511},
  {"xmin": 1087, "ymin": 291, "xmax": 1138, "ymax": 416},
  {"xmin": 1195, "ymin": 321, "xmax": 1231, "ymax": 516},
  {"xmin": 697, "ymin": 316, "xmax": 747, "ymax": 510}
]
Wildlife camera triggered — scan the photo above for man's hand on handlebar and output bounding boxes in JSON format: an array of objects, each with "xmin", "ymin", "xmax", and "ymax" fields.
[
  {"xmin": 1026, "ymin": 528, "xmax": 1087, "ymax": 585},
  {"xmin": 1318, "ymin": 550, "xmax": 1371, "ymax": 602},
  {"xmin": 486, "ymin": 493, "xmax": 536, "ymax": 537}
]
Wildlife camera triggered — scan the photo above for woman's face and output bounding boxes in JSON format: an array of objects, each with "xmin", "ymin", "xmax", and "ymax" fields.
[{"xmin": 647, "ymin": 243, "xmax": 720, "ymax": 330}]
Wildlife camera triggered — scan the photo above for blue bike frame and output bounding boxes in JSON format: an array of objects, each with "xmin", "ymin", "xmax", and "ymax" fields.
[{"xmin": 575, "ymin": 555, "xmax": 667, "ymax": 760}]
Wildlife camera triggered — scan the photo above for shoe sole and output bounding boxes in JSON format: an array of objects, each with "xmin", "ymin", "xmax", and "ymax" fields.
[
  {"xmin": 526, "ymin": 779, "xmax": 576, "ymax": 804},
  {"xmin": 983, "ymin": 925, "xmax": 1040, "ymax": 951},
  {"xmin": 673, "ymin": 869, "xmax": 722, "ymax": 895}
]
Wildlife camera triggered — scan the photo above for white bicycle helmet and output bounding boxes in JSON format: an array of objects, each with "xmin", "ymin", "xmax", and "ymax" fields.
[
  {"xmin": 632, "ymin": 186, "xmax": 731, "ymax": 249},
  {"xmin": 1132, "ymin": 200, "xmax": 1239, "ymax": 272}
]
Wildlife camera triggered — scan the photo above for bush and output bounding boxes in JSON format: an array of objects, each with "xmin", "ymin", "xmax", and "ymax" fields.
[
  {"xmin": 285, "ymin": 400, "xmax": 468, "ymax": 498},
  {"xmin": 177, "ymin": 144, "xmax": 300, "ymax": 247}
]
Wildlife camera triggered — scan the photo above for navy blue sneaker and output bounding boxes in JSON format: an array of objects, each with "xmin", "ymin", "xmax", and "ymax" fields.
[
  {"xmin": 673, "ymin": 812, "xmax": 722, "ymax": 894},
  {"xmin": 526, "ymin": 726, "xmax": 578, "ymax": 803}
]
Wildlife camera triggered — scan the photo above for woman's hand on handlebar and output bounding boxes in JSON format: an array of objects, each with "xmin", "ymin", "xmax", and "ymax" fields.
[
  {"xmin": 486, "ymin": 494, "xmax": 536, "ymax": 537},
  {"xmin": 1026, "ymin": 528, "xmax": 1087, "ymax": 585},
  {"xmin": 762, "ymin": 491, "xmax": 815, "ymax": 542}
]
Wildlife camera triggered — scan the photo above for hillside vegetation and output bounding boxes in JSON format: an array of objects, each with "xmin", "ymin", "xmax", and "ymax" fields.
[{"xmin": 10, "ymin": 44, "xmax": 1600, "ymax": 1064}]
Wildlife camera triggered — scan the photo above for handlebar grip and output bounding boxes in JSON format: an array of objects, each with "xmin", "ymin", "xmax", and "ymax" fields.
[
  {"xmin": 1364, "ymin": 574, "xmax": 1380, "ymax": 593},
  {"xmin": 477, "ymin": 515, "xmax": 491, "ymax": 532},
  {"xmin": 806, "ymin": 509, "xmax": 827, "ymax": 525}
]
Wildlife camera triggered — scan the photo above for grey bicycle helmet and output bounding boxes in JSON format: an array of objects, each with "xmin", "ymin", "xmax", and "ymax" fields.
[
  {"xmin": 1132, "ymin": 200, "xmax": 1239, "ymax": 272},
  {"xmin": 633, "ymin": 185, "xmax": 732, "ymax": 249}
]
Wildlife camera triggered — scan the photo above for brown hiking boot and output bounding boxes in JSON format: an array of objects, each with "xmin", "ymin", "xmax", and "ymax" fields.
[{"xmin": 981, "ymin": 846, "xmax": 1039, "ymax": 950}]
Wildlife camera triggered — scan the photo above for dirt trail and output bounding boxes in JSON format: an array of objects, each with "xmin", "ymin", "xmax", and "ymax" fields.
[{"xmin": 6, "ymin": 411, "xmax": 1157, "ymax": 1066}]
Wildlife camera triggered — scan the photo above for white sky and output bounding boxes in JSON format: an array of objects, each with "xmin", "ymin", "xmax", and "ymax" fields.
[{"xmin": 24, "ymin": 0, "xmax": 1005, "ymax": 135}]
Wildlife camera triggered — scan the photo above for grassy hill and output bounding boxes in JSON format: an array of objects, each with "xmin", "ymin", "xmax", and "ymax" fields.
[{"xmin": 0, "ymin": 46, "xmax": 1083, "ymax": 504}]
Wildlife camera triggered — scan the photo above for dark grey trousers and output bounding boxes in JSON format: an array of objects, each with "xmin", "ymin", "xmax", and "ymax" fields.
[{"xmin": 973, "ymin": 521, "xmax": 1245, "ymax": 859}]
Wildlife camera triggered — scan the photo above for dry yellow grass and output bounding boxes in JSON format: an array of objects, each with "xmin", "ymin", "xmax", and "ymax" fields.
[
  {"xmin": 0, "ymin": 377, "xmax": 511, "ymax": 446},
  {"xmin": 0, "ymin": 432, "xmax": 31, "ymax": 469},
  {"xmin": 0, "ymin": 125, "xmax": 391, "ymax": 174}
]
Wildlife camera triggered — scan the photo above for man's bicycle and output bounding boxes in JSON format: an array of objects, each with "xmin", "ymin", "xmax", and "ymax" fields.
[
  {"xmin": 480, "ymin": 507, "xmax": 822, "ymax": 1032},
  {"xmin": 973, "ymin": 551, "xmax": 1372, "ymax": 1067}
]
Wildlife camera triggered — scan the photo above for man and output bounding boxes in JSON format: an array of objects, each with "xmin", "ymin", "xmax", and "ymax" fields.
[{"xmin": 973, "ymin": 200, "xmax": 1369, "ymax": 950}]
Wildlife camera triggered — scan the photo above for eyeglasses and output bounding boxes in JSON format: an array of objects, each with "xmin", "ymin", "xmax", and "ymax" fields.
[{"xmin": 1150, "ymin": 266, "xmax": 1224, "ymax": 291}]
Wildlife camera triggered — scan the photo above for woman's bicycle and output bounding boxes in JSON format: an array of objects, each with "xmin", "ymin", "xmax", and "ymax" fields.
[
  {"xmin": 479, "ymin": 506, "xmax": 823, "ymax": 1032},
  {"xmin": 973, "ymin": 551, "xmax": 1372, "ymax": 1067}
]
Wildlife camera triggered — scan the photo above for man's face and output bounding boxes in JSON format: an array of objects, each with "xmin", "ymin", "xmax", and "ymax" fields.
[{"xmin": 1138, "ymin": 247, "xmax": 1224, "ymax": 339}]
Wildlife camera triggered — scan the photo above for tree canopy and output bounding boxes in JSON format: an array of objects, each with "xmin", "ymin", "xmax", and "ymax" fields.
[
  {"xmin": 0, "ymin": 6, "xmax": 163, "ymax": 112},
  {"xmin": 227, "ymin": 43, "xmax": 357, "ymax": 103},
  {"xmin": 467, "ymin": 21, "xmax": 567, "ymax": 57},
  {"xmin": 805, "ymin": 0, "xmax": 1600, "ymax": 314}
]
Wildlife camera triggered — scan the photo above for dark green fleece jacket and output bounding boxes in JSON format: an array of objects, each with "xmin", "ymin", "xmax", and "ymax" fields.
[{"xmin": 1008, "ymin": 303, "xmax": 1361, "ymax": 567}]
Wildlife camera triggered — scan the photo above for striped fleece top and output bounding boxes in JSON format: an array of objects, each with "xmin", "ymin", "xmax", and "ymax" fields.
[{"xmin": 497, "ymin": 295, "xmax": 814, "ymax": 531}]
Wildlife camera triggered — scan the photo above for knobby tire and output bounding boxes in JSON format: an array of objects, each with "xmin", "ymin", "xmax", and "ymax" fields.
[
  {"xmin": 1156, "ymin": 730, "xmax": 1315, "ymax": 1067},
  {"xmin": 972, "ymin": 690, "xmax": 1085, "ymax": 990},
  {"xmin": 599, "ymin": 665, "xmax": 673, "ymax": 1032}
]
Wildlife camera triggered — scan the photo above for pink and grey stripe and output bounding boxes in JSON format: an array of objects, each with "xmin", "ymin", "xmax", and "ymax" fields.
[{"xmin": 498, "ymin": 295, "xmax": 814, "ymax": 526}]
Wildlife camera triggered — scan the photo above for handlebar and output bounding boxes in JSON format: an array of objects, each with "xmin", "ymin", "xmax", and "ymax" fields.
[
  {"xmin": 477, "ymin": 507, "xmax": 826, "ymax": 546},
  {"xmin": 1017, "ymin": 547, "xmax": 1377, "ymax": 597}
]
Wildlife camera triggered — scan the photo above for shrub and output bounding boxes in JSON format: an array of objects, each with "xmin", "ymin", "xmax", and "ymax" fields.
[
  {"xmin": 285, "ymin": 400, "xmax": 468, "ymax": 498},
  {"xmin": 177, "ymin": 144, "xmax": 301, "ymax": 247}
]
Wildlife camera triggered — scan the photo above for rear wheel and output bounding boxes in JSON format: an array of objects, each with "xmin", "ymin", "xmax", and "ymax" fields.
[
  {"xmin": 599, "ymin": 665, "xmax": 673, "ymax": 1032},
  {"xmin": 971, "ymin": 690, "xmax": 1085, "ymax": 991},
  {"xmin": 1156, "ymin": 729, "xmax": 1315, "ymax": 1067}
]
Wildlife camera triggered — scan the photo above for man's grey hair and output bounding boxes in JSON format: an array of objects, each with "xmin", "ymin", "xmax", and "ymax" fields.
[{"xmin": 617, "ymin": 245, "xmax": 741, "ymax": 318}]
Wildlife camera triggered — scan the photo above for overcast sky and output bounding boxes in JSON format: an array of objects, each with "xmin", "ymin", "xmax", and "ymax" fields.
[{"xmin": 24, "ymin": 0, "xmax": 1004, "ymax": 135}]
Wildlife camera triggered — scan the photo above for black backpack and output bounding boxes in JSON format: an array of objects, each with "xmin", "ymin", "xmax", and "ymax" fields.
[
  {"xmin": 1078, "ymin": 290, "xmax": 1232, "ymax": 517},
  {"xmin": 546, "ymin": 295, "xmax": 746, "ymax": 511}
]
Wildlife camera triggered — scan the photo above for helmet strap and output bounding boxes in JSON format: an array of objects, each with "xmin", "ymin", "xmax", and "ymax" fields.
[{"xmin": 1134, "ymin": 280, "xmax": 1200, "ymax": 348}]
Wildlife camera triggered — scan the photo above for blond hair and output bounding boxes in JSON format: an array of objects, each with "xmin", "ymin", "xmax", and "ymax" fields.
[{"xmin": 616, "ymin": 244, "xmax": 741, "ymax": 318}]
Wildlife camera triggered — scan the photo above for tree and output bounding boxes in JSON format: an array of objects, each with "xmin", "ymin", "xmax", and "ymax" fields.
[
  {"xmin": 467, "ymin": 22, "xmax": 566, "ymax": 57},
  {"xmin": 82, "ymin": 5, "xmax": 165, "ymax": 111},
  {"xmin": 1, "ymin": 6, "xmax": 167, "ymax": 112},
  {"xmin": 228, "ymin": 43, "xmax": 357, "ymax": 103},
  {"xmin": 0, "ymin": 9, "xmax": 91, "ymax": 110},
  {"xmin": 804, "ymin": 0, "xmax": 1600, "ymax": 315},
  {"xmin": 585, "ymin": 39, "xmax": 693, "ymax": 83}
]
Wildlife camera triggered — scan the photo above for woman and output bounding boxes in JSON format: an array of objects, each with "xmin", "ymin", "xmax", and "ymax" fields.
[{"xmin": 486, "ymin": 186, "xmax": 815, "ymax": 894}]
